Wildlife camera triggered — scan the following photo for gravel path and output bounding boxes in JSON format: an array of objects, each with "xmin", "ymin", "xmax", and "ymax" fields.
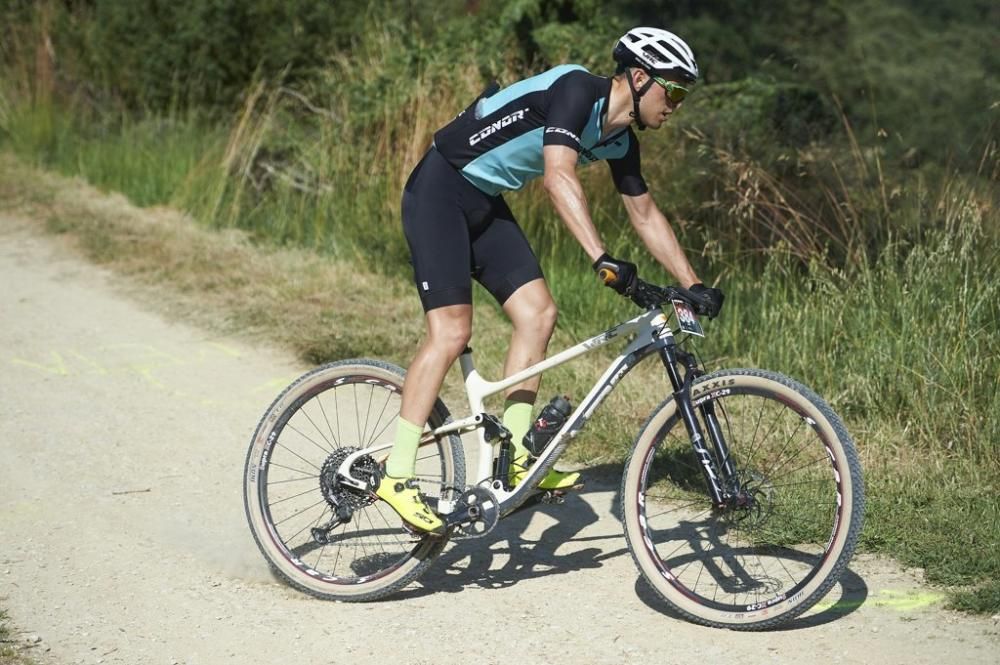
[{"xmin": 1, "ymin": 214, "xmax": 998, "ymax": 665}]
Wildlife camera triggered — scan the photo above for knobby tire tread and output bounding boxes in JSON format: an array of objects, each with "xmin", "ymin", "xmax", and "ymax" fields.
[
  {"xmin": 242, "ymin": 358, "xmax": 465, "ymax": 602},
  {"xmin": 621, "ymin": 368, "xmax": 865, "ymax": 630}
]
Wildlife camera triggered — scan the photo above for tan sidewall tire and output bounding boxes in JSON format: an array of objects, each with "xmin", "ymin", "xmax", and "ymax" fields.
[
  {"xmin": 243, "ymin": 359, "xmax": 463, "ymax": 601},
  {"xmin": 621, "ymin": 369, "xmax": 864, "ymax": 629}
]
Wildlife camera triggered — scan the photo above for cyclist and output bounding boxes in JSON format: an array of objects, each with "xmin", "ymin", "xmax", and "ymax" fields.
[{"xmin": 376, "ymin": 27, "xmax": 724, "ymax": 534}]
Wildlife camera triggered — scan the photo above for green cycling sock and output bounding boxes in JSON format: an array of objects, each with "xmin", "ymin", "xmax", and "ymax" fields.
[
  {"xmin": 503, "ymin": 399, "xmax": 534, "ymax": 460},
  {"xmin": 386, "ymin": 417, "xmax": 424, "ymax": 478}
]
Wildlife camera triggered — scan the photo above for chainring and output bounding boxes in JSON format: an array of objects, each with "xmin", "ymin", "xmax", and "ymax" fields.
[{"xmin": 450, "ymin": 486, "xmax": 500, "ymax": 540}]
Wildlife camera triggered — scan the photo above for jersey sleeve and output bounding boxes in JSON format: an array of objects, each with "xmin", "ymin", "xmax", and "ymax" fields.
[
  {"xmin": 542, "ymin": 70, "xmax": 596, "ymax": 151},
  {"xmin": 607, "ymin": 127, "xmax": 648, "ymax": 196}
]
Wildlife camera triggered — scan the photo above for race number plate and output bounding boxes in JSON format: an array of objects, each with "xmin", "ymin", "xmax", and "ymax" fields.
[{"xmin": 671, "ymin": 300, "xmax": 705, "ymax": 337}]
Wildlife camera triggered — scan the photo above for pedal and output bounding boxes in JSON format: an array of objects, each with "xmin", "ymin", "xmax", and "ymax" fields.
[
  {"xmin": 539, "ymin": 482, "xmax": 584, "ymax": 504},
  {"xmin": 541, "ymin": 491, "xmax": 564, "ymax": 505}
]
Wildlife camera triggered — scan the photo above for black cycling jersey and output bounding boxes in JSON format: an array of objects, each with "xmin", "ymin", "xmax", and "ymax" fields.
[
  {"xmin": 433, "ymin": 65, "xmax": 648, "ymax": 197},
  {"xmin": 402, "ymin": 64, "xmax": 649, "ymax": 312}
]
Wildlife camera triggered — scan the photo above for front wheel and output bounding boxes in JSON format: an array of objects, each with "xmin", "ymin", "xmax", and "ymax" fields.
[
  {"xmin": 622, "ymin": 368, "xmax": 864, "ymax": 629},
  {"xmin": 243, "ymin": 358, "xmax": 466, "ymax": 601}
]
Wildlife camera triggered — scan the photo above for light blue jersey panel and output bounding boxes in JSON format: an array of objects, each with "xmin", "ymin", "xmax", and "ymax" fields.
[
  {"xmin": 477, "ymin": 64, "xmax": 588, "ymax": 117},
  {"xmin": 462, "ymin": 130, "xmax": 546, "ymax": 195}
]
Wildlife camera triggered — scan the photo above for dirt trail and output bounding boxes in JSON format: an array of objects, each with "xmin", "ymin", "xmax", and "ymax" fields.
[{"xmin": 1, "ymin": 214, "xmax": 998, "ymax": 665}]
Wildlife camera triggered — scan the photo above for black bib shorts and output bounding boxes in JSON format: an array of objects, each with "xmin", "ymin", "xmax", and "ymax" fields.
[{"xmin": 401, "ymin": 147, "xmax": 544, "ymax": 312}]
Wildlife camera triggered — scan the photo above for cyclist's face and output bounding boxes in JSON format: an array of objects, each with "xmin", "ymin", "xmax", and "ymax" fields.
[{"xmin": 640, "ymin": 74, "xmax": 685, "ymax": 130}]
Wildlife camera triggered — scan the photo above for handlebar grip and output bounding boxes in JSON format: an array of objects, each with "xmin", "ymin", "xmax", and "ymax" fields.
[{"xmin": 598, "ymin": 268, "xmax": 617, "ymax": 284}]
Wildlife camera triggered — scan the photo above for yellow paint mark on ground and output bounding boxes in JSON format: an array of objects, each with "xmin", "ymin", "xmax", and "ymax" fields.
[
  {"xmin": 252, "ymin": 375, "xmax": 300, "ymax": 393},
  {"xmin": 67, "ymin": 349, "xmax": 109, "ymax": 375},
  {"xmin": 11, "ymin": 351, "xmax": 69, "ymax": 375},
  {"xmin": 813, "ymin": 588, "xmax": 947, "ymax": 613},
  {"xmin": 207, "ymin": 342, "xmax": 242, "ymax": 358}
]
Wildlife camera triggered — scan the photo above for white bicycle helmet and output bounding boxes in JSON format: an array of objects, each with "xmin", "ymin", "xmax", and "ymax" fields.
[{"xmin": 613, "ymin": 27, "xmax": 699, "ymax": 83}]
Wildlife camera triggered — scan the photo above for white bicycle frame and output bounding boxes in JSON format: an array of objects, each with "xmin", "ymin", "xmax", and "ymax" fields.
[
  {"xmin": 432, "ymin": 307, "xmax": 679, "ymax": 516},
  {"xmin": 337, "ymin": 306, "xmax": 681, "ymax": 516}
]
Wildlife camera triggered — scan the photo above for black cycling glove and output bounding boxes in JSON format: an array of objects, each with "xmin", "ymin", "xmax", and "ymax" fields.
[
  {"xmin": 688, "ymin": 283, "xmax": 725, "ymax": 318},
  {"xmin": 593, "ymin": 253, "xmax": 638, "ymax": 296}
]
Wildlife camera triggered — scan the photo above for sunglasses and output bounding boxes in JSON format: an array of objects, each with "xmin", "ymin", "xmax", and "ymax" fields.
[{"xmin": 652, "ymin": 76, "xmax": 690, "ymax": 104}]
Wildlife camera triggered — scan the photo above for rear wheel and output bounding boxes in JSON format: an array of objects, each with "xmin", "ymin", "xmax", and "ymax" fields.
[
  {"xmin": 243, "ymin": 358, "xmax": 465, "ymax": 601},
  {"xmin": 622, "ymin": 368, "xmax": 864, "ymax": 629}
]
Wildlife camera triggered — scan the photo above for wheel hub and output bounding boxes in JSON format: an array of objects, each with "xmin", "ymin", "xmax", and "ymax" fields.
[{"xmin": 720, "ymin": 470, "xmax": 775, "ymax": 527}]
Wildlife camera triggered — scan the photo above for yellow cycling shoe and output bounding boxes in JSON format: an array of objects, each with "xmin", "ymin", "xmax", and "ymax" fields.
[
  {"xmin": 375, "ymin": 475, "xmax": 447, "ymax": 536},
  {"xmin": 510, "ymin": 455, "xmax": 582, "ymax": 491}
]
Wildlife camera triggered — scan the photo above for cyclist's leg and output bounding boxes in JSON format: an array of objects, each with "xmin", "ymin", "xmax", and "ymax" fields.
[
  {"xmin": 398, "ymin": 305, "xmax": 472, "ymax": 431},
  {"xmin": 500, "ymin": 278, "xmax": 557, "ymax": 450},
  {"xmin": 471, "ymin": 200, "xmax": 579, "ymax": 490},
  {"xmin": 397, "ymin": 146, "xmax": 483, "ymax": 436},
  {"xmin": 470, "ymin": 196, "xmax": 552, "ymax": 448},
  {"xmin": 384, "ymin": 148, "xmax": 481, "ymax": 532}
]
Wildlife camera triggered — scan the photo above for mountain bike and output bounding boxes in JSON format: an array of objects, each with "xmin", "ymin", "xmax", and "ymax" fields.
[{"xmin": 242, "ymin": 279, "xmax": 864, "ymax": 630}]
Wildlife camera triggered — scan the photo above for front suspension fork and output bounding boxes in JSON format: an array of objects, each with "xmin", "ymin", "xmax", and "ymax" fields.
[{"xmin": 658, "ymin": 342, "xmax": 739, "ymax": 506}]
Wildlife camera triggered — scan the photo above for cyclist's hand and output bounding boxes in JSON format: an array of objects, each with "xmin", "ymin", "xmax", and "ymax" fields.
[
  {"xmin": 689, "ymin": 283, "xmax": 725, "ymax": 318},
  {"xmin": 593, "ymin": 253, "xmax": 638, "ymax": 296}
]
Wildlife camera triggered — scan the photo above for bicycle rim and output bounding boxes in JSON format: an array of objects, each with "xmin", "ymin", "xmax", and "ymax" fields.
[
  {"xmin": 622, "ymin": 369, "xmax": 864, "ymax": 629},
  {"xmin": 243, "ymin": 359, "xmax": 465, "ymax": 601}
]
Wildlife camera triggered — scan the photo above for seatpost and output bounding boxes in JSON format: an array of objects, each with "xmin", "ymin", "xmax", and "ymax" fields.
[{"xmin": 458, "ymin": 347, "xmax": 475, "ymax": 381}]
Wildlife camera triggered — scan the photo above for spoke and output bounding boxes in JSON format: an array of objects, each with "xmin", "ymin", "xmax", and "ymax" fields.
[
  {"xmin": 740, "ymin": 395, "xmax": 768, "ymax": 471},
  {"xmin": 768, "ymin": 477, "xmax": 832, "ymax": 490},
  {"xmin": 283, "ymin": 423, "xmax": 333, "ymax": 460},
  {"xmin": 364, "ymin": 384, "xmax": 396, "ymax": 449},
  {"xmin": 643, "ymin": 500, "xmax": 711, "ymax": 521},
  {"xmin": 657, "ymin": 526, "xmax": 709, "ymax": 567},
  {"xmin": 276, "ymin": 436, "xmax": 326, "ymax": 472},
  {"xmin": 266, "ymin": 461, "xmax": 318, "ymax": 477},
  {"xmin": 273, "ymin": 497, "xmax": 328, "ymax": 527},
  {"xmin": 361, "ymin": 384, "xmax": 376, "ymax": 448},
  {"xmin": 362, "ymin": 504, "xmax": 408, "ymax": 554},
  {"xmin": 316, "ymin": 391, "xmax": 342, "ymax": 450},
  {"xmin": 759, "ymin": 421, "xmax": 809, "ymax": 478},
  {"xmin": 335, "ymin": 382, "xmax": 342, "ymax": 449},
  {"xmin": 352, "ymin": 509, "xmax": 369, "ymax": 563},
  {"xmin": 297, "ymin": 404, "xmax": 336, "ymax": 454},
  {"xmin": 267, "ymin": 475, "xmax": 319, "ymax": 486},
  {"xmin": 353, "ymin": 384, "xmax": 362, "ymax": 451},
  {"xmin": 331, "ymin": 520, "xmax": 345, "ymax": 576},
  {"xmin": 269, "ymin": 486, "xmax": 321, "ymax": 506},
  {"xmin": 770, "ymin": 452, "xmax": 831, "ymax": 480},
  {"xmin": 693, "ymin": 556, "xmax": 706, "ymax": 596},
  {"xmin": 773, "ymin": 551, "xmax": 799, "ymax": 589},
  {"xmin": 284, "ymin": 505, "xmax": 331, "ymax": 550}
]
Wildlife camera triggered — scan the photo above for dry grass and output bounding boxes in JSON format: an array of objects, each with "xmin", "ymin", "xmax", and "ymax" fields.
[
  {"xmin": 0, "ymin": 152, "xmax": 661, "ymax": 457},
  {"xmin": 0, "ymin": 152, "xmax": 425, "ymax": 364}
]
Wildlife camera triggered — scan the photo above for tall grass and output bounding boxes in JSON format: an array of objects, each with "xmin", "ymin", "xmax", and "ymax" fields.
[{"xmin": 1, "ymin": 19, "xmax": 999, "ymax": 612}]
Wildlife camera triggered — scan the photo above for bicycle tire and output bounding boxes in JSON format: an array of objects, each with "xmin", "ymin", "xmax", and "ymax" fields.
[
  {"xmin": 243, "ymin": 358, "xmax": 465, "ymax": 601},
  {"xmin": 621, "ymin": 368, "xmax": 864, "ymax": 629}
]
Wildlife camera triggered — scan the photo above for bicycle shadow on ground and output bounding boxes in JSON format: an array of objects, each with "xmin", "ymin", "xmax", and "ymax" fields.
[
  {"xmin": 395, "ymin": 462, "xmax": 870, "ymax": 628},
  {"xmin": 633, "ymin": 563, "xmax": 869, "ymax": 629},
  {"xmin": 394, "ymin": 467, "xmax": 632, "ymax": 599}
]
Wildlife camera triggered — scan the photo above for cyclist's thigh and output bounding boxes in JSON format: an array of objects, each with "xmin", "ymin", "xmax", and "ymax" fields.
[
  {"xmin": 402, "ymin": 148, "xmax": 478, "ymax": 312},
  {"xmin": 469, "ymin": 196, "xmax": 544, "ymax": 306}
]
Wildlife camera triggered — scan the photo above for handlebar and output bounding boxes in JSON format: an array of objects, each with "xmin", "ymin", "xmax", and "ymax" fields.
[
  {"xmin": 597, "ymin": 267, "xmax": 617, "ymax": 285},
  {"xmin": 629, "ymin": 278, "xmax": 701, "ymax": 312}
]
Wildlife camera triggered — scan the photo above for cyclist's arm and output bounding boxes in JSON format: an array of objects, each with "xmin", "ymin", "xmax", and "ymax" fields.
[
  {"xmin": 621, "ymin": 191, "xmax": 700, "ymax": 289},
  {"xmin": 542, "ymin": 144, "xmax": 606, "ymax": 263}
]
